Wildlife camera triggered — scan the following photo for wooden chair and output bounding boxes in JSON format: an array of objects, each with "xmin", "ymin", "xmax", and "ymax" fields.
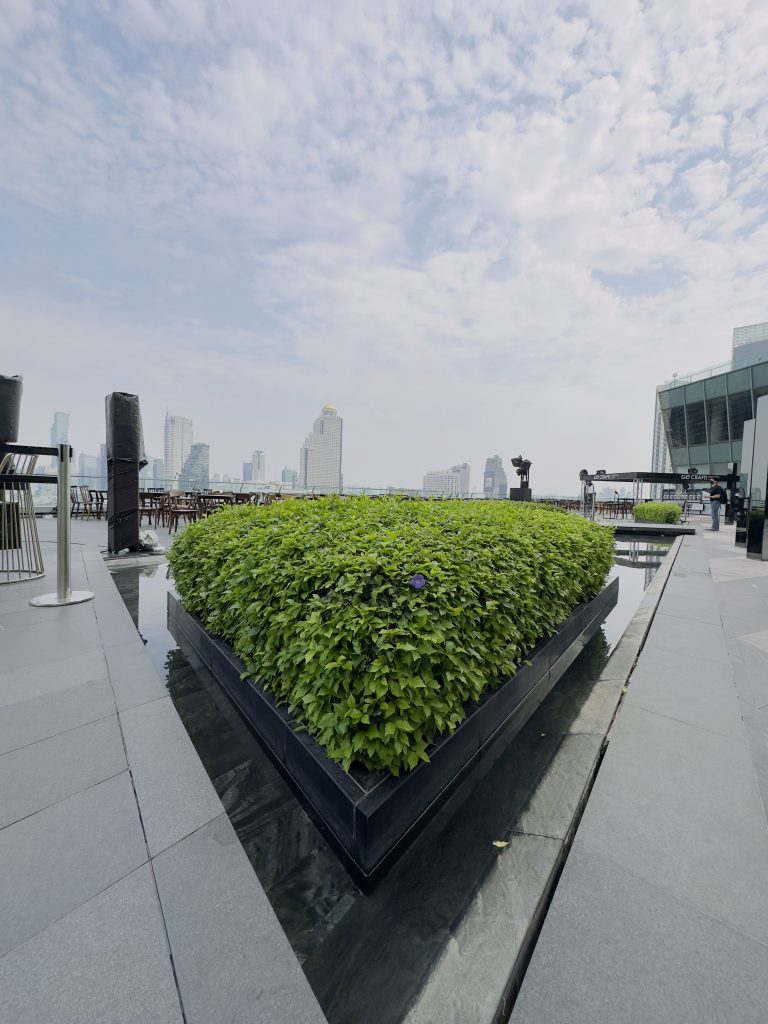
[
  {"xmin": 70, "ymin": 485, "xmax": 82, "ymax": 519},
  {"xmin": 167, "ymin": 494, "xmax": 199, "ymax": 534},
  {"xmin": 79, "ymin": 485, "xmax": 95, "ymax": 519}
]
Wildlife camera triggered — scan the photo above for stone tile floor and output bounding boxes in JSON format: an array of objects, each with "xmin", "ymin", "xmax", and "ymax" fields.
[
  {"xmin": 511, "ymin": 524, "xmax": 768, "ymax": 1024},
  {"xmin": 0, "ymin": 517, "xmax": 325, "ymax": 1024}
]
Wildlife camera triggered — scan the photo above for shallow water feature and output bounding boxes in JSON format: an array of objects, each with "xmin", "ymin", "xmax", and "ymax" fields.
[{"xmin": 110, "ymin": 536, "xmax": 670, "ymax": 1024}]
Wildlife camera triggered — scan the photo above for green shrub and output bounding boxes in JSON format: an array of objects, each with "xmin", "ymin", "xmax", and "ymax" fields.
[
  {"xmin": 168, "ymin": 498, "xmax": 614, "ymax": 775},
  {"xmin": 633, "ymin": 502, "xmax": 681, "ymax": 525}
]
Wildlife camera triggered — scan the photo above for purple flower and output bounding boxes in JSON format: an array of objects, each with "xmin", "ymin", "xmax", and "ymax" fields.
[{"xmin": 409, "ymin": 573, "xmax": 426, "ymax": 590}]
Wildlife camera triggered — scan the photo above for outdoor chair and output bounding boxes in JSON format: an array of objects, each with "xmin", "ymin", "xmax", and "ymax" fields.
[
  {"xmin": 79, "ymin": 485, "xmax": 95, "ymax": 519},
  {"xmin": 167, "ymin": 494, "xmax": 200, "ymax": 534},
  {"xmin": 70, "ymin": 485, "xmax": 82, "ymax": 519}
]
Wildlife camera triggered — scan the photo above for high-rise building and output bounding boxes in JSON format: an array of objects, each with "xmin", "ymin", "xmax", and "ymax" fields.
[
  {"xmin": 451, "ymin": 463, "xmax": 471, "ymax": 496},
  {"xmin": 164, "ymin": 413, "xmax": 193, "ymax": 485},
  {"xmin": 152, "ymin": 459, "xmax": 165, "ymax": 487},
  {"xmin": 77, "ymin": 452, "xmax": 99, "ymax": 480},
  {"xmin": 50, "ymin": 411, "xmax": 69, "ymax": 449},
  {"xmin": 242, "ymin": 462, "xmax": 253, "ymax": 483},
  {"xmin": 299, "ymin": 404, "xmax": 343, "ymax": 492},
  {"xmin": 98, "ymin": 443, "xmax": 108, "ymax": 489},
  {"xmin": 251, "ymin": 450, "xmax": 266, "ymax": 483},
  {"xmin": 423, "ymin": 469, "xmax": 460, "ymax": 496},
  {"xmin": 653, "ymin": 320, "xmax": 768, "ymax": 483},
  {"xmin": 483, "ymin": 455, "xmax": 508, "ymax": 498},
  {"xmin": 282, "ymin": 467, "xmax": 298, "ymax": 486},
  {"xmin": 179, "ymin": 443, "xmax": 209, "ymax": 492}
]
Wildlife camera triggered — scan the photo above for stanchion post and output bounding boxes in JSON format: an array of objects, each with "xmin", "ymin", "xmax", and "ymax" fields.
[{"xmin": 30, "ymin": 444, "xmax": 94, "ymax": 607}]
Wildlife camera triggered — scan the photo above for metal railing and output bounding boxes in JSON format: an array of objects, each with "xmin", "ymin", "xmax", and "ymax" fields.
[
  {"xmin": 657, "ymin": 360, "xmax": 732, "ymax": 389},
  {"xmin": 0, "ymin": 443, "xmax": 94, "ymax": 606}
]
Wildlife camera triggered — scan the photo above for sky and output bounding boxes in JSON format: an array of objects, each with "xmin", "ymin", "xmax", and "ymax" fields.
[{"xmin": 2, "ymin": 0, "xmax": 768, "ymax": 494}]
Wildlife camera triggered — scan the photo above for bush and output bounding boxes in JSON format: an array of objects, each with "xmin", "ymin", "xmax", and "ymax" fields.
[
  {"xmin": 633, "ymin": 501, "xmax": 681, "ymax": 525},
  {"xmin": 168, "ymin": 498, "xmax": 614, "ymax": 775}
]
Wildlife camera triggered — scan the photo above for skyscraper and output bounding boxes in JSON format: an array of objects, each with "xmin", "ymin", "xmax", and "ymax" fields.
[
  {"xmin": 50, "ymin": 411, "xmax": 69, "ymax": 448},
  {"xmin": 251, "ymin": 450, "xmax": 266, "ymax": 483},
  {"xmin": 299, "ymin": 404, "xmax": 343, "ymax": 492},
  {"xmin": 451, "ymin": 463, "xmax": 471, "ymax": 496},
  {"xmin": 282, "ymin": 467, "xmax": 298, "ymax": 486},
  {"xmin": 483, "ymin": 455, "xmax": 508, "ymax": 498},
  {"xmin": 179, "ymin": 443, "xmax": 210, "ymax": 491},
  {"xmin": 242, "ymin": 462, "xmax": 253, "ymax": 483},
  {"xmin": 164, "ymin": 413, "xmax": 193, "ymax": 485}
]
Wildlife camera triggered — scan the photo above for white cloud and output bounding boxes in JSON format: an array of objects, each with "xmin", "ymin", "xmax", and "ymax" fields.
[{"xmin": 1, "ymin": 0, "xmax": 767, "ymax": 492}]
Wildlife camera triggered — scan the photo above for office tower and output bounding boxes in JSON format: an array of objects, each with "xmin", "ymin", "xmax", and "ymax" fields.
[
  {"xmin": 251, "ymin": 450, "xmax": 266, "ymax": 483},
  {"xmin": 451, "ymin": 463, "xmax": 471, "ymax": 496},
  {"xmin": 77, "ymin": 453, "xmax": 99, "ymax": 480},
  {"xmin": 483, "ymin": 455, "xmax": 508, "ymax": 498},
  {"xmin": 178, "ymin": 443, "xmax": 209, "ymax": 491},
  {"xmin": 282, "ymin": 467, "xmax": 298, "ymax": 486},
  {"xmin": 139, "ymin": 460, "xmax": 152, "ymax": 482},
  {"xmin": 152, "ymin": 459, "xmax": 165, "ymax": 487},
  {"xmin": 423, "ymin": 469, "xmax": 460, "ymax": 496},
  {"xmin": 242, "ymin": 462, "xmax": 253, "ymax": 483},
  {"xmin": 299, "ymin": 404, "xmax": 343, "ymax": 492},
  {"xmin": 50, "ymin": 411, "xmax": 69, "ymax": 448},
  {"xmin": 164, "ymin": 413, "xmax": 193, "ymax": 485}
]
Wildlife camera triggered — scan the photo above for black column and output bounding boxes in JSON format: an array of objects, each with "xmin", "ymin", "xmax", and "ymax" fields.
[{"xmin": 105, "ymin": 392, "xmax": 147, "ymax": 553}]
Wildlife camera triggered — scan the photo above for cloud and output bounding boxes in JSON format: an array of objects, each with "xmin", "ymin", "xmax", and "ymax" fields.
[{"xmin": 1, "ymin": 0, "xmax": 768, "ymax": 492}]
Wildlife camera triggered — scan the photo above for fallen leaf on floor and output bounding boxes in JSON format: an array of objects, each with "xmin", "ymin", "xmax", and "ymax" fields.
[{"xmin": 492, "ymin": 840, "xmax": 509, "ymax": 848}]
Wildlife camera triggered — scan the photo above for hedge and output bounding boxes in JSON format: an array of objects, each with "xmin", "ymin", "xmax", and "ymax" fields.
[
  {"xmin": 634, "ymin": 501, "xmax": 681, "ymax": 525},
  {"xmin": 168, "ymin": 498, "xmax": 614, "ymax": 775}
]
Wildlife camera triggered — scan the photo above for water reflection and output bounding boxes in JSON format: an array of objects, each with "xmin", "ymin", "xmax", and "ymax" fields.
[{"xmin": 110, "ymin": 542, "xmax": 665, "ymax": 1024}]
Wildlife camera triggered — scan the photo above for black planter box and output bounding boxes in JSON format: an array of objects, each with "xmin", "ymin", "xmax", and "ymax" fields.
[{"xmin": 168, "ymin": 578, "xmax": 618, "ymax": 885}]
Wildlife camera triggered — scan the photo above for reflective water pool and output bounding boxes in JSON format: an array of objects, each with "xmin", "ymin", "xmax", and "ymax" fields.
[{"xmin": 110, "ymin": 537, "xmax": 671, "ymax": 1024}]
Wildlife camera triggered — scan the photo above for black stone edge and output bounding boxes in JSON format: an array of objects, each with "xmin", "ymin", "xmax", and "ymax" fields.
[{"xmin": 167, "ymin": 580, "xmax": 618, "ymax": 885}]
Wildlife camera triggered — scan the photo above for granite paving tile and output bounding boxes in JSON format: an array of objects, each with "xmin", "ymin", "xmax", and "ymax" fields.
[
  {"xmin": 153, "ymin": 813, "xmax": 326, "ymax": 1024},
  {"xmin": 0, "ymin": 865, "xmax": 183, "ymax": 1024},
  {"xmin": 0, "ymin": 649, "xmax": 108, "ymax": 707},
  {"xmin": 511, "ymin": 842, "xmax": 768, "ymax": 1024},
  {"xmin": 576, "ymin": 702, "xmax": 768, "ymax": 944},
  {"xmin": 105, "ymin": 639, "xmax": 167, "ymax": 710},
  {"xmin": 0, "ymin": 676, "xmax": 115, "ymax": 755},
  {"xmin": 0, "ymin": 615, "xmax": 104, "ymax": 671},
  {"xmin": 625, "ymin": 645, "xmax": 743, "ymax": 739},
  {"xmin": 656, "ymin": 583, "xmax": 722, "ymax": 625},
  {"xmin": 0, "ymin": 714, "xmax": 126, "ymax": 828},
  {"xmin": 0, "ymin": 772, "xmax": 147, "ymax": 956},
  {"xmin": 120, "ymin": 696, "xmax": 223, "ymax": 856},
  {"xmin": 642, "ymin": 610, "xmax": 730, "ymax": 664}
]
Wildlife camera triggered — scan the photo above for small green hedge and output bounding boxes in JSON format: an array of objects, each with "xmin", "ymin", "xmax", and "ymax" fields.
[
  {"xmin": 634, "ymin": 502, "xmax": 681, "ymax": 525},
  {"xmin": 168, "ymin": 498, "xmax": 614, "ymax": 775}
]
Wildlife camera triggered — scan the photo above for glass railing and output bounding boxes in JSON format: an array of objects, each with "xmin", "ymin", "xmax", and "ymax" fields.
[
  {"xmin": 657, "ymin": 360, "xmax": 731, "ymax": 389},
  {"xmin": 26, "ymin": 472, "xmax": 580, "ymax": 512}
]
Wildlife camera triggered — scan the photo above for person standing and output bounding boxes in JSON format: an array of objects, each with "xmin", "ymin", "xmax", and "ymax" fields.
[{"xmin": 707, "ymin": 477, "xmax": 727, "ymax": 532}]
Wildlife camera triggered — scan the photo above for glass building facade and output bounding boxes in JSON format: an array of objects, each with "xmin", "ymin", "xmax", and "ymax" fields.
[{"xmin": 654, "ymin": 360, "xmax": 768, "ymax": 478}]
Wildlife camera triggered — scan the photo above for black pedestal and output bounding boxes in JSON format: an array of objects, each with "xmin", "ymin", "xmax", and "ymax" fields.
[
  {"xmin": 509, "ymin": 487, "xmax": 532, "ymax": 501},
  {"xmin": 107, "ymin": 461, "xmax": 140, "ymax": 553}
]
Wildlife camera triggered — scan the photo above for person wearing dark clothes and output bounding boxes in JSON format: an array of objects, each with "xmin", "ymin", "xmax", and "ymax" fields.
[{"xmin": 707, "ymin": 478, "xmax": 727, "ymax": 531}]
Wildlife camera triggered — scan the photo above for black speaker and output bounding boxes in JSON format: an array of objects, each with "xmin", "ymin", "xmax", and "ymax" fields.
[
  {"xmin": 0, "ymin": 375, "xmax": 22, "ymax": 443},
  {"xmin": 105, "ymin": 392, "xmax": 147, "ymax": 553}
]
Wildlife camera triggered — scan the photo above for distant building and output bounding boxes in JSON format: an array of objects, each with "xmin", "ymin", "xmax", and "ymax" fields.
[
  {"xmin": 424, "ymin": 463, "xmax": 471, "ymax": 497},
  {"xmin": 152, "ymin": 459, "xmax": 165, "ymax": 487},
  {"xmin": 423, "ymin": 469, "xmax": 460, "ymax": 496},
  {"xmin": 242, "ymin": 462, "xmax": 253, "ymax": 482},
  {"xmin": 251, "ymin": 450, "xmax": 266, "ymax": 483},
  {"xmin": 299, "ymin": 404, "xmax": 343, "ymax": 492},
  {"xmin": 282, "ymin": 467, "xmax": 298, "ymax": 486},
  {"xmin": 98, "ymin": 444, "xmax": 108, "ymax": 489},
  {"xmin": 50, "ymin": 411, "xmax": 69, "ymax": 449},
  {"xmin": 483, "ymin": 456, "xmax": 508, "ymax": 498},
  {"xmin": 179, "ymin": 443, "xmax": 210, "ymax": 491},
  {"xmin": 140, "ymin": 460, "xmax": 152, "ymax": 482},
  {"xmin": 451, "ymin": 463, "xmax": 471, "ymax": 496},
  {"xmin": 77, "ymin": 452, "xmax": 99, "ymax": 480},
  {"xmin": 164, "ymin": 413, "xmax": 193, "ymax": 485}
]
